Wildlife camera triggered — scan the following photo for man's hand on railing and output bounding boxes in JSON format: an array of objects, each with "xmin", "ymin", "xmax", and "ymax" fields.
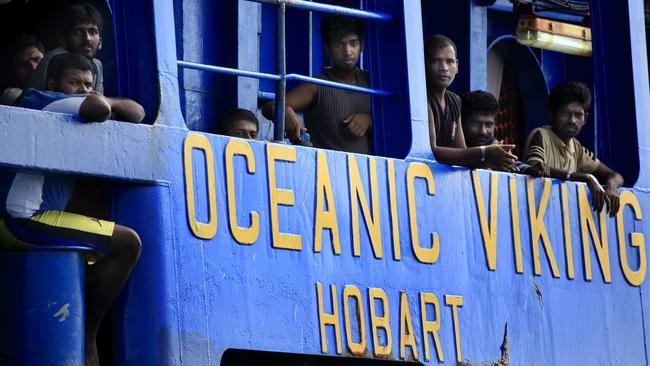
[
  {"xmin": 527, "ymin": 160, "xmax": 550, "ymax": 177},
  {"xmin": 283, "ymin": 106, "xmax": 306, "ymax": 142}
]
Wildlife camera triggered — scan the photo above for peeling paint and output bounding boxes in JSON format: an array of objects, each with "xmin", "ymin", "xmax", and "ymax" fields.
[
  {"xmin": 492, "ymin": 323, "xmax": 509, "ymax": 366},
  {"xmin": 457, "ymin": 323, "xmax": 509, "ymax": 366},
  {"xmin": 53, "ymin": 303, "xmax": 70, "ymax": 322},
  {"xmin": 533, "ymin": 281, "xmax": 544, "ymax": 307},
  {"xmin": 344, "ymin": 347, "xmax": 370, "ymax": 358}
]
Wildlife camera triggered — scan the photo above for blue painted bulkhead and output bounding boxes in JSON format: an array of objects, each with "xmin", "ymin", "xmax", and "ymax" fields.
[{"xmin": 0, "ymin": 0, "xmax": 649, "ymax": 365}]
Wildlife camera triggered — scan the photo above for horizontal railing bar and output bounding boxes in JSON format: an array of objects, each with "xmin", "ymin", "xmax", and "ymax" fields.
[
  {"xmin": 178, "ymin": 60, "xmax": 393, "ymax": 97},
  {"xmin": 286, "ymin": 73, "xmax": 393, "ymax": 96},
  {"xmin": 177, "ymin": 60, "xmax": 281, "ymax": 81},
  {"xmin": 258, "ymin": 91, "xmax": 276, "ymax": 100},
  {"xmin": 246, "ymin": 0, "xmax": 393, "ymax": 22}
]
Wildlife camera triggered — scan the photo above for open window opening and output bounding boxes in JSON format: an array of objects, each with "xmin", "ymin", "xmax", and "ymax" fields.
[
  {"xmin": 257, "ymin": 0, "xmax": 378, "ymax": 152},
  {"xmin": 0, "ymin": 0, "xmax": 158, "ymax": 124},
  {"xmin": 421, "ymin": 1, "xmax": 638, "ymax": 189},
  {"xmin": 487, "ymin": 38, "xmax": 547, "ymax": 158},
  {"xmin": 175, "ymin": 0, "xmax": 412, "ymax": 159}
]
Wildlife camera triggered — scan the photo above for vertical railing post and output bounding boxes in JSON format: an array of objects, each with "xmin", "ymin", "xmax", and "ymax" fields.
[
  {"xmin": 273, "ymin": 0, "xmax": 287, "ymax": 142},
  {"xmin": 308, "ymin": 0, "xmax": 313, "ymax": 76}
]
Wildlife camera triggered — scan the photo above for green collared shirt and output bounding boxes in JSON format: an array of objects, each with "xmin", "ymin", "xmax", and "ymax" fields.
[{"xmin": 524, "ymin": 126, "xmax": 599, "ymax": 173}]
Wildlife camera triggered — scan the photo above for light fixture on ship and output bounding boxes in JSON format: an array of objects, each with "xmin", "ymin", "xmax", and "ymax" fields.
[{"xmin": 512, "ymin": 0, "xmax": 592, "ymax": 57}]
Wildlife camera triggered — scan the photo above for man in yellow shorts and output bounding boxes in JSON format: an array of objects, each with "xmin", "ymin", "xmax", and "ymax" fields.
[{"xmin": 1, "ymin": 52, "xmax": 144, "ymax": 366}]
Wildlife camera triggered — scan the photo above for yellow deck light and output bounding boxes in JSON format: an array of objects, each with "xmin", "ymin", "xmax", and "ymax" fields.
[{"xmin": 516, "ymin": 16, "xmax": 592, "ymax": 57}]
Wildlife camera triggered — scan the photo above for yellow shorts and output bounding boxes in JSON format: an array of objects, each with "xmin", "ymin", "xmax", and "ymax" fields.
[{"xmin": 0, "ymin": 210, "xmax": 115, "ymax": 252}]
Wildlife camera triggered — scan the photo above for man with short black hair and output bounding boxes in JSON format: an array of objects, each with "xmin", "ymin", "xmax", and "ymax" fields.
[
  {"xmin": 426, "ymin": 34, "xmax": 463, "ymax": 148},
  {"xmin": 263, "ymin": 15, "xmax": 372, "ymax": 154},
  {"xmin": 2, "ymin": 52, "xmax": 144, "ymax": 366},
  {"xmin": 27, "ymin": 3, "xmax": 104, "ymax": 93},
  {"xmin": 524, "ymin": 81, "xmax": 623, "ymax": 216},
  {"xmin": 424, "ymin": 35, "xmax": 517, "ymax": 171},
  {"xmin": 219, "ymin": 108, "xmax": 259, "ymax": 140},
  {"xmin": 462, "ymin": 90, "xmax": 530, "ymax": 173},
  {"xmin": 0, "ymin": 34, "xmax": 44, "ymax": 105},
  {"xmin": 461, "ymin": 90, "xmax": 499, "ymax": 148}
]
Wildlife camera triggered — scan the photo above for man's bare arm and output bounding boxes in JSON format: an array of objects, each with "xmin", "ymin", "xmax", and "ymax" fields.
[
  {"xmin": 533, "ymin": 156, "xmax": 623, "ymax": 217},
  {"xmin": 428, "ymin": 104, "xmax": 517, "ymax": 170},
  {"xmin": 262, "ymin": 83, "xmax": 318, "ymax": 141},
  {"xmin": 594, "ymin": 162, "xmax": 624, "ymax": 216},
  {"xmin": 453, "ymin": 115, "xmax": 467, "ymax": 148},
  {"xmin": 79, "ymin": 94, "xmax": 111, "ymax": 122},
  {"xmin": 79, "ymin": 95, "xmax": 144, "ymax": 123},
  {"xmin": 107, "ymin": 97, "xmax": 145, "ymax": 123}
]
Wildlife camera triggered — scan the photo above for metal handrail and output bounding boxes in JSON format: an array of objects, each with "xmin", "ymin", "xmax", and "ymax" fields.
[
  {"xmin": 246, "ymin": 0, "xmax": 393, "ymax": 22},
  {"xmin": 286, "ymin": 74, "xmax": 392, "ymax": 96},
  {"xmin": 177, "ymin": 61, "xmax": 393, "ymax": 97},
  {"xmin": 177, "ymin": 60, "xmax": 280, "ymax": 81}
]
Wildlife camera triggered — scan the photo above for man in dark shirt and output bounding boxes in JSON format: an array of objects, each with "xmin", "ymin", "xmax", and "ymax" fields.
[
  {"xmin": 263, "ymin": 15, "xmax": 372, "ymax": 154},
  {"xmin": 462, "ymin": 90, "xmax": 498, "ymax": 148},
  {"xmin": 426, "ymin": 35, "xmax": 464, "ymax": 148},
  {"xmin": 0, "ymin": 34, "xmax": 44, "ymax": 105},
  {"xmin": 425, "ymin": 35, "xmax": 517, "ymax": 171},
  {"xmin": 461, "ymin": 90, "xmax": 530, "ymax": 172}
]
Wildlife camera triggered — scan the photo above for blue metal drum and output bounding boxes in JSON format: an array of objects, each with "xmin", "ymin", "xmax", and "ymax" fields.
[{"xmin": 0, "ymin": 249, "xmax": 89, "ymax": 366}]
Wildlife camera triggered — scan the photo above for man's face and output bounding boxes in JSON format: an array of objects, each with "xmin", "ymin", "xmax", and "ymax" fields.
[
  {"xmin": 62, "ymin": 22, "xmax": 102, "ymax": 58},
  {"xmin": 225, "ymin": 119, "xmax": 258, "ymax": 140},
  {"xmin": 49, "ymin": 68, "xmax": 93, "ymax": 94},
  {"xmin": 552, "ymin": 101, "xmax": 587, "ymax": 141},
  {"xmin": 464, "ymin": 111, "xmax": 496, "ymax": 147},
  {"xmin": 12, "ymin": 46, "xmax": 44, "ymax": 88},
  {"xmin": 426, "ymin": 45, "xmax": 458, "ymax": 91},
  {"xmin": 325, "ymin": 33, "xmax": 362, "ymax": 71}
]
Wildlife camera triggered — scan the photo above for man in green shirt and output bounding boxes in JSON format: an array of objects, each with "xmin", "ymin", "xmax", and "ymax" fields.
[{"xmin": 524, "ymin": 81, "xmax": 623, "ymax": 216}]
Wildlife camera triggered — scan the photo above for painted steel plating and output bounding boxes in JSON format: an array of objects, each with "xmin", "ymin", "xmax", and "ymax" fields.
[{"xmin": 1, "ymin": 0, "xmax": 650, "ymax": 365}]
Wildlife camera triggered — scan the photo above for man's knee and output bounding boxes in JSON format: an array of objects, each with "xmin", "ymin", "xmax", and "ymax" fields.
[{"xmin": 112, "ymin": 226, "xmax": 141, "ymax": 262}]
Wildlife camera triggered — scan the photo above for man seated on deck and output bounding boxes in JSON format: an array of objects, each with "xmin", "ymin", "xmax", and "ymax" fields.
[
  {"xmin": 461, "ymin": 90, "xmax": 530, "ymax": 173},
  {"xmin": 27, "ymin": 3, "xmax": 105, "ymax": 93},
  {"xmin": 262, "ymin": 15, "xmax": 372, "ymax": 154},
  {"xmin": 218, "ymin": 108, "xmax": 259, "ymax": 140},
  {"xmin": 425, "ymin": 34, "xmax": 517, "ymax": 171},
  {"xmin": 523, "ymin": 81, "xmax": 624, "ymax": 216},
  {"xmin": 1, "ymin": 52, "xmax": 144, "ymax": 366},
  {"xmin": 0, "ymin": 34, "xmax": 44, "ymax": 105}
]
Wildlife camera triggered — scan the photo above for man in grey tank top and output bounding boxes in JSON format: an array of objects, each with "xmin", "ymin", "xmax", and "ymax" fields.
[
  {"xmin": 424, "ymin": 34, "xmax": 518, "ymax": 171},
  {"xmin": 263, "ymin": 15, "xmax": 372, "ymax": 154}
]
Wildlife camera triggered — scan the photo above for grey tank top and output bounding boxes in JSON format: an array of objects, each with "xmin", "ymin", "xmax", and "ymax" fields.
[
  {"xmin": 303, "ymin": 68, "xmax": 372, "ymax": 154},
  {"xmin": 427, "ymin": 90, "xmax": 461, "ymax": 147}
]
